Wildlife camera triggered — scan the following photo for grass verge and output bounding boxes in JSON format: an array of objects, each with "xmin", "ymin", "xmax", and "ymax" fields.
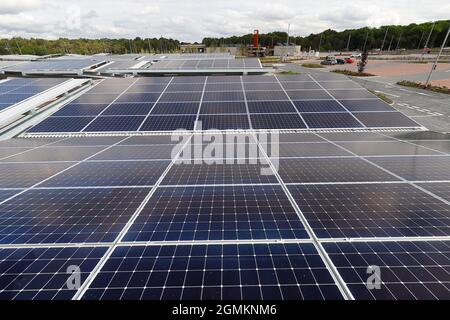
[
  {"xmin": 397, "ymin": 80, "xmax": 450, "ymax": 94},
  {"xmin": 302, "ymin": 63, "xmax": 324, "ymax": 68},
  {"xmin": 368, "ymin": 89, "xmax": 394, "ymax": 104},
  {"xmin": 278, "ymin": 70, "xmax": 302, "ymax": 75},
  {"xmin": 331, "ymin": 69, "xmax": 375, "ymax": 76}
]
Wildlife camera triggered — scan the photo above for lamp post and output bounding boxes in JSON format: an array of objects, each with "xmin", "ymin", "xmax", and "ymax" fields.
[{"xmin": 425, "ymin": 26, "xmax": 450, "ymax": 86}]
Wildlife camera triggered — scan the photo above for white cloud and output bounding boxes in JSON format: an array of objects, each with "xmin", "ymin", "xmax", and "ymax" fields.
[{"xmin": 0, "ymin": 0, "xmax": 447, "ymax": 41}]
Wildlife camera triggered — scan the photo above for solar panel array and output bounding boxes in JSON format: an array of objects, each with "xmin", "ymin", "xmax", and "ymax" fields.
[
  {"xmin": 0, "ymin": 130, "xmax": 449, "ymax": 300},
  {"xmin": 148, "ymin": 58, "xmax": 260, "ymax": 70},
  {"xmin": 25, "ymin": 74, "xmax": 420, "ymax": 135},
  {"xmin": 2, "ymin": 59, "xmax": 105, "ymax": 74},
  {"xmin": 0, "ymin": 78, "xmax": 67, "ymax": 112}
]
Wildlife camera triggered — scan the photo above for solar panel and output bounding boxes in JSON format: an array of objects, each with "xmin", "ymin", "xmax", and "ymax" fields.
[
  {"xmin": 277, "ymin": 142, "xmax": 351, "ymax": 157},
  {"xmin": 40, "ymin": 161, "xmax": 171, "ymax": 187},
  {"xmin": 161, "ymin": 160, "xmax": 278, "ymax": 185},
  {"xmin": 336, "ymin": 141, "xmax": 442, "ymax": 156},
  {"xmin": 25, "ymin": 75, "xmax": 421, "ymax": 134},
  {"xmin": 197, "ymin": 114, "xmax": 250, "ymax": 130},
  {"xmin": 3, "ymin": 146, "xmax": 105, "ymax": 162},
  {"xmin": 123, "ymin": 185, "xmax": 309, "ymax": 242},
  {"xmin": 82, "ymin": 243, "xmax": 344, "ymax": 300},
  {"xmin": 278, "ymin": 158, "xmax": 400, "ymax": 183},
  {"xmin": 324, "ymin": 241, "xmax": 450, "ymax": 300},
  {"xmin": 289, "ymin": 183, "xmax": 450, "ymax": 238},
  {"xmin": 0, "ymin": 162, "xmax": 73, "ymax": 188},
  {"xmin": 370, "ymin": 156, "xmax": 450, "ymax": 181},
  {"xmin": 417, "ymin": 183, "xmax": 450, "ymax": 201},
  {"xmin": 0, "ymin": 246, "xmax": 107, "ymax": 300},
  {"xmin": 0, "ymin": 187, "xmax": 151, "ymax": 244}
]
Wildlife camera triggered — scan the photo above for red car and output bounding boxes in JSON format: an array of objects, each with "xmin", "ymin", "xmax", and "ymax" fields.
[{"xmin": 345, "ymin": 57, "xmax": 354, "ymax": 63}]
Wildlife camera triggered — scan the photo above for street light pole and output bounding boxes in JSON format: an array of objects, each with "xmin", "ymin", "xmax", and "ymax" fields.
[
  {"xmin": 362, "ymin": 31, "xmax": 369, "ymax": 52},
  {"xmin": 424, "ymin": 22, "xmax": 435, "ymax": 49},
  {"xmin": 346, "ymin": 33, "xmax": 351, "ymax": 51},
  {"xmin": 425, "ymin": 26, "xmax": 450, "ymax": 86},
  {"xmin": 380, "ymin": 27, "xmax": 389, "ymax": 52}
]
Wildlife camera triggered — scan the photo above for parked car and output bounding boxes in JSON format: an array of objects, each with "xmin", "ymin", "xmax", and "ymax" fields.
[
  {"xmin": 345, "ymin": 57, "xmax": 354, "ymax": 63},
  {"xmin": 336, "ymin": 58, "xmax": 346, "ymax": 64},
  {"xmin": 321, "ymin": 55, "xmax": 337, "ymax": 65},
  {"xmin": 351, "ymin": 53, "xmax": 361, "ymax": 58}
]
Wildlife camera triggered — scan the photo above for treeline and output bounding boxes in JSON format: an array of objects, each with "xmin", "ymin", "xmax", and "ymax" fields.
[
  {"xmin": 0, "ymin": 37, "xmax": 180, "ymax": 56},
  {"xmin": 202, "ymin": 20, "xmax": 450, "ymax": 51}
]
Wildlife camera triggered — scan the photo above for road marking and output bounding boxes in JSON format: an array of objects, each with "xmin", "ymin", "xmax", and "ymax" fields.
[{"xmin": 374, "ymin": 90, "xmax": 400, "ymax": 98}]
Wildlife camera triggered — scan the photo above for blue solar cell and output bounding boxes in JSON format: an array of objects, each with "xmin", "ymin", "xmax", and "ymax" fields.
[
  {"xmin": 250, "ymin": 114, "xmax": 307, "ymax": 129},
  {"xmin": 0, "ymin": 162, "xmax": 72, "ymax": 188},
  {"xmin": 52, "ymin": 103, "xmax": 110, "ymax": 116},
  {"xmin": 200, "ymin": 101, "xmax": 247, "ymax": 114},
  {"xmin": 102, "ymin": 103, "xmax": 154, "ymax": 116},
  {"xmin": 0, "ymin": 187, "xmax": 150, "ymax": 244},
  {"xmin": 162, "ymin": 160, "xmax": 278, "ymax": 185},
  {"xmin": 203, "ymin": 91, "xmax": 245, "ymax": 102},
  {"xmin": 417, "ymin": 183, "xmax": 450, "ymax": 201},
  {"xmin": 248, "ymin": 101, "xmax": 297, "ymax": 113},
  {"xmin": 197, "ymin": 114, "xmax": 250, "ymax": 130},
  {"xmin": 158, "ymin": 92, "xmax": 203, "ymax": 103},
  {"xmin": 116, "ymin": 92, "xmax": 162, "ymax": 103},
  {"xmin": 71, "ymin": 94, "xmax": 118, "ymax": 104},
  {"xmin": 83, "ymin": 116, "xmax": 145, "ymax": 132},
  {"xmin": 150, "ymin": 102, "xmax": 199, "ymax": 115},
  {"xmin": 41, "ymin": 160, "xmax": 170, "ymax": 187},
  {"xmin": 139, "ymin": 115, "xmax": 196, "ymax": 131},
  {"xmin": 205, "ymin": 83, "xmax": 242, "ymax": 91},
  {"xmin": 280, "ymin": 82, "xmax": 321, "ymax": 90},
  {"xmin": 0, "ymin": 93, "xmax": 34, "ymax": 104},
  {"xmin": 124, "ymin": 184, "xmax": 308, "ymax": 241},
  {"xmin": 278, "ymin": 158, "xmax": 400, "ymax": 183},
  {"xmin": 4, "ymin": 146, "xmax": 105, "ymax": 162},
  {"xmin": 286, "ymin": 90, "xmax": 331, "ymax": 100},
  {"xmin": 0, "ymin": 190, "xmax": 23, "ymax": 203},
  {"xmin": 328, "ymin": 89, "xmax": 376, "ymax": 99},
  {"xmin": 0, "ymin": 103, "xmax": 11, "ymax": 111},
  {"xmin": 302, "ymin": 113, "xmax": 364, "ymax": 128},
  {"xmin": 82, "ymin": 243, "xmax": 343, "ymax": 300},
  {"xmin": 92, "ymin": 145, "xmax": 174, "ymax": 160},
  {"xmin": 28, "ymin": 117, "xmax": 94, "ymax": 133},
  {"xmin": 245, "ymin": 91, "xmax": 288, "ymax": 101},
  {"xmin": 324, "ymin": 241, "xmax": 450, "ymax": 300},
  {"xmin": 166, "ymin": 83, "xmax": 205, "ymax": 91},
  {"xmin": 293, "ymin": 100, "xmax": 346, "ymax": 112},
  {"xmin": 126, "ymin": 84, "xmax": 167, "ymax": 93},
  {"xmin": 0, "ymin": 246, "xmax": 107, "ymax": 300},
  {"xmin": 370, "ymin": 156, "xmax": 450, "ymax": 181},
  {"xmin": 244, "ymin": 82, "xmax": 282, "ymax": 90},
  {"xmin": 353, "ymin": 112, "xmax": 420, "ymax": 128},
  {"xmin": 289, "ymin": 183, "xmax": 450, "ymax": 238},
  {"xmin": 338, "ymin": 99, "xmax": 396, "ymax": 112}
]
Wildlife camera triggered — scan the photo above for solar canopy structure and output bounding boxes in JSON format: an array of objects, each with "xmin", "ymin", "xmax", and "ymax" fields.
[
  {"xmin": 0, "ymin": 71, "xmax": 449, "ymax": 301},
  {"xmin": 24, "ymin": 74, "xmax": 421, "ymax": 135},
  {"xmin": 1, "ymin": 59, "xmax": 107, "ymax": 76}
]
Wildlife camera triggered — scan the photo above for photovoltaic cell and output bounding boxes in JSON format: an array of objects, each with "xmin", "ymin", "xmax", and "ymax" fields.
[
  {"xmin": 293, "ymin": 100, "xmax": 346, "ymax": 113},
  {"xmin": 200, "ymin": 102, "xmax": 247, "ymax": 114},
  {"xmin": 83, "ymin": 116, "xmax": 145, "ymax": 132},
  {"xmin": 101, "ymin": 103, "xmax": 154, "ymax": 116},
  {"xmin": 161, "ymin": 161, "xmax": 278, "ymax": 185},
  {"xmin": 324, "ymin": 241, "xmax": 450, "ymax": 300},
  {"xmin": 302, "ymin": 113, "xmax": 364, "ymax": 128},
  {"xmin": 370, "ymin": 156, "xmax": 450, "ymax": 181},
  {"xmin": 354, "ymin": 112, "xmax": 420, "ymax": 128},
  {"xmin": 288, "ymin": 183, "xmax": 450, "ymax": 238},
  {"xmin": 197, "ymin": 115, "xmax": 250, "ymax": 130},
  {"xmin": 417, "ymin": 183, "xmax": 450, "ymax": 202},
  {"xmin": 27, "ymin": 117, "xmax": 95, "ymax": 133},
  {"xmin": 51, "ymin": 104, "xmax": 110, "ymax": 116},
  {"xmin": 41, "ymin": 161, "xmax": 170, "ymax": 187},
  {"xmin": 250, "ymin": 114, "xmax": 307, "ymax": 129},
  {"xmin": 0, "ymin": 162, "xmax": 73, "ymax": 188},
  {"xmin": 92, "ymin": 145, "xmax": 175, "ymax": 160},
  {"xmin": 3, "ymin": 146, "xmax": 105, "ymax": 162},
  {"xmin": 328, "ymin": 89, "xmax": 376, "ymax": 99},
  {"xmin": 0, "ymin": 190, "xmax": 23, "ymax": 203},
  {"xmin": 150, "ymin": 102, "xmax": 200, "ymax": 115},
  {"xmin": 123, "ymin": 185, "xmax": 308, "ymax": 242},
  {"xmin": 247, "ymin": 101, "xmax": 297, "ymax": 113},
  {"xmin": 0, "ymin": 246, "xmax": 107, "ymax": 300},
  {"xmin": 337, "ymin": 141, "xmax": 441, "ymax": 156},
  {"xmin": 82, "ymin": 243, "xmax": 344, "ymax": 300},
  {"xmin": 286, "ymin": 91, "xmax": 331, "ymax": 100},
  {"xmin": 139, "ymin": 115, "xmax": 196, "ymax": 131},
  {"xmin": 278, "ymin": 158, "xmax": 399, "ymax": 183},
  {"xmin": 0, "ymin": 187, "xmax": 151, "ymax": 244},
  {"xmin": 276, "ymin": 143, "xmax": 351, "ymax": 157},
  {"xmin": 245, "ymin": 91, "xmax": 288, "ymax": 101},
  {"xmin": 338, "ymin": 99, "xmax": 394, "ymax": 112}
]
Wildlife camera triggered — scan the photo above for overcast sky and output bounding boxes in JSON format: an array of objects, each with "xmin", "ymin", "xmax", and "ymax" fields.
[{"xmin": 0, "ymin": 0, "xmax": 449, "ymax": 41}]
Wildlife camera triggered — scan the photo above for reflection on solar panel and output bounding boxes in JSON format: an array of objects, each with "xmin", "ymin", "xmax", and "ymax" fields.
[
  {"xmin": 324, "ymin": 241, "xmax": 450, "ymax": 300},
  {"xmin": 83, "ymin": 243, "xmax": 344, "ymax": 300},
  {"xmin": 25, "ymin": 75, "xmax": 421, "ymax": 135},
  {"xmin": 0, "ymin": 246, "xmax": 107, "ymax": 300},
  {"xmin": 0, "ymin": 188, "xmax": 151, "ymax": 244},
  {"xmin": 288, "ymin": 183, "xmax": 450, "ymax": 238},
  {"xmin": 123, "ymin": 185, "xmax": 308, "ymax": 242},
  {"xmin": 0, "ymin": 78, "xmax": 66, "ymax": 111}
]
